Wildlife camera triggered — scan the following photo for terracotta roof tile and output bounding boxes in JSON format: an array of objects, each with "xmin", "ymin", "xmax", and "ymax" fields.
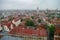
[
  {"xmin": 9, "ymin": 26, "xmax": 47, "ymax": 37},
  {"xmin": 13, "ymin": 17, "xmax": 21, "ymax": 22}
]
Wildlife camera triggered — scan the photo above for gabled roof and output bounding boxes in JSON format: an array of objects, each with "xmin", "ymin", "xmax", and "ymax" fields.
[
  {"xmin": 13, "ymin": 17, "xmax": 21, "ymax": 22},
  {"xmin": 2, "ymin": 21, "xmax": 14, "ymax": 30}
]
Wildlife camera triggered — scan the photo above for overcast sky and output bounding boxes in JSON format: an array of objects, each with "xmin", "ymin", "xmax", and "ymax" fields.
[{"xmin": 0, "ymin": 0, "xmax": 60, "ymax": 10}]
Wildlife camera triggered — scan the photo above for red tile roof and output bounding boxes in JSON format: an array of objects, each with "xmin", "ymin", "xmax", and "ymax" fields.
[
  {"xmin": 13, "ymin": 17, "xmax": 21, "ymax": 22},
  {"xmin": 2, "ymin": 21, "xmax": 15, "ymax": 30},
  {"xmin": 9, "ymin": 26, "xmax": 47, "ymax": 37},
  {"xmin": 3, "ymin": 21, "xmax": 12, "ymax": 30}
]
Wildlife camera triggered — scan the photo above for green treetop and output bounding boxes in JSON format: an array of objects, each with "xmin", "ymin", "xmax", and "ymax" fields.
[
  {"xmin": 46, "ymin": 23, "xmax": 55, "ymax": 33},
  {"xmin": 25, "ymin": 19, "xmax": 35, "ymax": 27}
]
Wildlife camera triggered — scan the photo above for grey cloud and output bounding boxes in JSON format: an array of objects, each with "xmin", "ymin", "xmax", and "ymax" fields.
[{"xmin": 0, "ymin": 0, "xmax": 60, "ymax": 10}]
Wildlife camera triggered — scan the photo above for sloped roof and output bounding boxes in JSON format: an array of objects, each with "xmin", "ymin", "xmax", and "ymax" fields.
[
  {"xmin": 13, "ymin": 17, "xmax": 21, "ymax": 22},
  {"xmin": 1, "ymin": 21, "xmax": 13, "ymax": 30},
  {"xmin": 9, "ymin": 26, "xmax": 47, "ymax": 37}
]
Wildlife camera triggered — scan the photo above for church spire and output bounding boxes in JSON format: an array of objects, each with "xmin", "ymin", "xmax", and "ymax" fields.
[{"xmin": 37, "ymin": 7, "xmax": 39, "ymax": 14}]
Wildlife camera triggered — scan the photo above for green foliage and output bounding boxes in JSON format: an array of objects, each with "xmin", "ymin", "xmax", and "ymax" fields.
[
  {"xmin": 8, "ymin": 17, "xmax": 14, "ymax": 21},
  {"xmin": 57, "ymin": 13, "xmax": 60, "ymax": 18},
  {"xmin": 46, "ymin": 24, "xmax": 55, "ymax": 33},
  {"xmin": 46, "ymin": 24, "xmax": 55, "ymax": 40},
  {"xmin": 25, "ymin": 20, "xmax": 35, "ymax": 27},
  {"xmin": 37, "ymin": 19, "xmax": 41, "ymax": 23},
  {"xmin": 49, "ymin": 24, "xmax": 55, "ymax": 32},
  {"xmin": 0, "ymin": 16, "xmax": 4, "ymax": 22},
  {"xmin": 0, "ymin": 16, "xmax": 4, "ymax": 19},
  {"xmin": 31, "ymin": 16, "xmax": 34, "ymax": 19}
]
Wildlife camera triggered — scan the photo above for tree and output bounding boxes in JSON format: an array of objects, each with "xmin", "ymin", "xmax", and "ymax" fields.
[
  {"xmin": 46, "ymin": 23, "xmax": 55, "ymax": 40},
  {"xmin": 31, "ymin": 16, "xmax": 34, "ymax": 19},
  {"xmin": 8, "ymin": 17, "xmax": 14, "ymax": 21},
  {"xmin": 37, "ymin": 19, "xmax": 41, "ymax": 23},
  {"xmin": 0, "ymin": 16, "xmax": 4, "ymax": 19},
  {"xmin": 0, "ymin": 16, "xmax": 4, "ymax": 22},
  {"xmin": 42, "ymin": 17, "xmax": 55, "ymax": 40},
  {"xmin": 25, "ymin": 19, "xmax": 35, "ymax": 27}
]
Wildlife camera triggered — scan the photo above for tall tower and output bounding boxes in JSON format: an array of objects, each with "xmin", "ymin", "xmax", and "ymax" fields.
[{"xmin": 37, "ymin": 7, "xmax": 39, "ymax": 14}]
